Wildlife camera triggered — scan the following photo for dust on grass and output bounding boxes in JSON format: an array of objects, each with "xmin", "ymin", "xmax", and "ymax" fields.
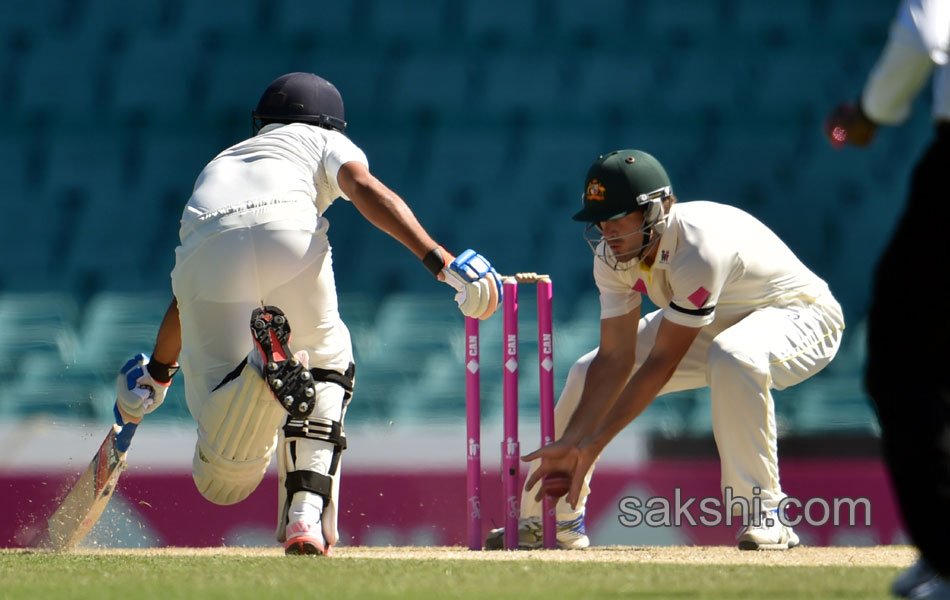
[{"xmin": 6, "ymin": 545, "xmax": 917, "ymax": 567}]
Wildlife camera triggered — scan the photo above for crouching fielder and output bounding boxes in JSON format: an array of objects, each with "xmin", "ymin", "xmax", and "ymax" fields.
[
  {"xmin": 509, "ymin": 149, "xmax": 844, "ymax": 550},
  {"xmin": 113, "ymin": 72, "xmax": 502, "ymax": 556}
]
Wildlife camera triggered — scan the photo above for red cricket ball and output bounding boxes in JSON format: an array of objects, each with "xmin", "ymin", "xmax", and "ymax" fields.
[{"xmin": 542, "ymin": 472, "xmax": 571, "ymax": 498}]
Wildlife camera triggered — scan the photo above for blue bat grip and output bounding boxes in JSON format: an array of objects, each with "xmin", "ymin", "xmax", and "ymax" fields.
[{"xmin": 113, "ymin": 403, "xmax": 139, "ymax": 453}]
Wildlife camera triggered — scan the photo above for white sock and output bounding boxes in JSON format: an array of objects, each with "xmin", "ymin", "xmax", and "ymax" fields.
[{"xmin": 289, "ymin": 491, "xmax": 324, "ymax": 520}]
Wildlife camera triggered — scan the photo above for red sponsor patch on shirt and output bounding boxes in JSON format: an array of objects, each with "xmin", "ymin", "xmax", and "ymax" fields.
[
  {"xmin": 688, "ymin": 286, "xmax": 710, "ymax": 308},
  {"xmin": 633, "ymin": 279, "xmax": 648, "ymax": 294}
]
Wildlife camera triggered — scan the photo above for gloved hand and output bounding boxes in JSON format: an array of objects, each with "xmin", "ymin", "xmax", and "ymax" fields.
[
  {"xmin": 443, "ymin": 249, "xmax": 503, "ymax": 320},
  {"xmin": 115, "ymin": 353, "xmax": 178, "ymax": 420},
  {"xmin": 824, "ymin": 102, "xmax": 877, "ymax": 148},
  {"xmin": 422, "ymin": 247, "xmax": 503, "ymax": 319}
]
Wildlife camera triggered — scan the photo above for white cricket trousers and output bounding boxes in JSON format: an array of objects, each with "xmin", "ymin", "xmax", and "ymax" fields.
[
  {"xmin": 170, "ymin": 200, "xmax": 353, "ymax": 508},
  {"xmin": 172, "ymin": 200, "xmax": 353, "ymax": 406},
  {"xmin": 522, "ymin": 294, "xmax": 844, "ymax": 523}
]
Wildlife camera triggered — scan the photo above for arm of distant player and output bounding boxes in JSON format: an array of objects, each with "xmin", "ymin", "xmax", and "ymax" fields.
[
  {"xmin": 566, "ymin": 317, "xmax": 701, "ymax": 508},
  {"xmin": 522, "ymin": 306, "xmax": 641, "ymax": 499},
  {"xmin": 338, "ymin": 161, "xmax": 501, "ymax": 319},
  {"xmin": 824, "ymin": 0, "xmax": 943, "ymax": 149}
]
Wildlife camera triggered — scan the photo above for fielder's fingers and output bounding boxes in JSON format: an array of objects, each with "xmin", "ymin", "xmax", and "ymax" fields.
[
  {"xmin": 534, "ymin": 485, "xmax": 547, "ymax": 503},
  {"xmin": 568, "ymin": 472, "xmax": 584, "ymax": 510},
  {"xmin": 524, "ymin": 466, "xmax": 545, "ymax": 492},
  {"xmin": 523, "ymin": 458, "xmax": 550, "ymax": 492},
  {"xmin": 521, "ymin": 446, "xmax": 544, "ymax": 463}
]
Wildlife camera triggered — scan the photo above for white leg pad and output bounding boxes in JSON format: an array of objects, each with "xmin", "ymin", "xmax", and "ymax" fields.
[
  {"xmin": 191, "ymin": 360, "xmax": 286, "ymax": 505},
  {"xmin": 275, "ymin": 381, "xmax": 347, "ymax": 545}
]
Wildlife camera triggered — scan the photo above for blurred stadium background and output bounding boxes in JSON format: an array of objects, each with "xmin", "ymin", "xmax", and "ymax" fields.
[{"xmin": 0, "ymin": 0, "xmax": 929, "ymax": 548}]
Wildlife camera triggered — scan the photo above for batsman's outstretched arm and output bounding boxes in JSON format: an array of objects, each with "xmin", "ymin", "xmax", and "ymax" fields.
[
  {"xmin": 151, "ymin": 297, "xmax": 182, "ymax": 366},
  {"xmin": 337, "ymin": 161, "xmax": 501, "ymax": 319},
  {"xmin": 115, "ymin": 297, "xmax": 182, "ymax": 423},
  {"xmin": 338, "ymin": 161, "xmax": 439, "ymax": 260}
]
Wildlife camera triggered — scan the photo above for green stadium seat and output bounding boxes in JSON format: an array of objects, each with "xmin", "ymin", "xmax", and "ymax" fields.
[
  {"xmin": 40, "ymin": 136, "xmax": 125, "ymax": 206},
  {"xmin": 731, "ymin": 0, "xmax": 815, "ymax": 39},
  {"xmin": 660, "ymin": 49, "xmax": 757, "ymax": 123},
  {"xmin": 460, "ymin": 0, "xmax": 538, "ymax": 46},
  {"xmin": 480, "ymin": 55, "xmax": 565, "ymax": 120},
  {"xmin": 373, "ymin": 293, "xmax": 461, "ymax": 357},
  {"xmin": 389, "ymin": 353, "xmax": 468, "ymax": 422},
  {"xmin": 0, "ymin": 352, "xmax": 106, "ymax": 420},
  {"xmin": 552, "ymin": 0, "xmax": 632, "ymax": 40},
  {"xmin": 0, "ymin": 0, "xmax": 62, "ymax": 36},
  {"xmin": 0, "ymin": 294, "xmax": 79, "ymax": 378},
  {"xmin": 646, "ymin": 0, "xmax": 723, "ymax": 46},
  {"xmin": 111, "ymin": 34, "xmax": 199, "ymax": 123},
  {"xmin": 364, "ymin": 0, "xmax": 448, "ymax": 48},
  {"xmin": 567, "ymin": 56, "xmax": 658, "ymax": 122},
  {"xmin": 14, "ymin": 39, "xmax": 101, "ymax": 124},
  {"xmin": 75, "ymin": 0, "xmax": 167, "ymax": 39},
  {"xmin": 272, "ymin": 0, "xmax": 356, "ymax": 41},
  {"xmin": 174, "ymin": 0, "xmax": 262, "ymax": 41},
  {"xmin": 388, "ymin": 54, "xmax": 471, "ymax": 122},
  {"xmin": 74, "ymin": 293, "xmax": 170, "ymax": 377},
  {"xmin": 297, "ymin": 53, "xmax": 382, "ymax": 125},
  {"xmin": 794, "ymin": 376, "xmax": 879, "ymax": 434},
  {"xmin": 198, "ymin": 46, "xmax": 306, "ymax": 120}
]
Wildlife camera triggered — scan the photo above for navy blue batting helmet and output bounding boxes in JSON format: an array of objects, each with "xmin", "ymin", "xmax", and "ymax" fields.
[{"xmin": 252, "ymin": 72, "xmax": 346, "ymax": 134}]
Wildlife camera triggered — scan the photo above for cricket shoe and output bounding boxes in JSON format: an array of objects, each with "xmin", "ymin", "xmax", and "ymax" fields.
[
  {"xmin": 894, "ymin": 559, "xmax": 940, "ymax": 598},
  {"xmin": 484, "ymin": 515, "xmax": 590, "ymax": 550},
  {"xmin": 250, "ymin": 306, "xmax": 316, "ymax": 419},
  {"xmin": 284, "ymin": 501, "xmax": 331, "ymax": 556},
  {"xmin": 737, "ymin": 510, "xmax": 800, "ymax": 550}
]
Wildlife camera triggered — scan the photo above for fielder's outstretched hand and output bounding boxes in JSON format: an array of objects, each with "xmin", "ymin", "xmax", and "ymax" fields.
[
  {"xmin": 824, "ymin": 102, "xmax": 877, "ymax": 148},
  {"xmin": 523, "ymin": 437, "xmax": 605, "ymax": 509}
]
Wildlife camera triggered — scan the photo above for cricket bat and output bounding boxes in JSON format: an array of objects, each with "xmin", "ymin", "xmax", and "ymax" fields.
[{"xmin": 43, "ymin": 419, "xmax": 138, "ymax": 551}]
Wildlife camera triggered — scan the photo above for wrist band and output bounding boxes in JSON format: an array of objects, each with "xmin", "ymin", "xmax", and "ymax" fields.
[
  {"xmin": 147, "ymin": 359, "xmax": 180, "ymax": 384},
  {"xmin": 422, "ymin": 246, "xmax": 446, "ymax": 278}
]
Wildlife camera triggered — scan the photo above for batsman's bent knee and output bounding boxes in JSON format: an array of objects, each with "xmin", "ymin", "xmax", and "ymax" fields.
[
  {"xmin": 190, "ymin": 358, "xmax": 288, "ymax": 505},
  {"xmin": 192, "ymin": 437, "xmax": 273, "ymax": 505}
]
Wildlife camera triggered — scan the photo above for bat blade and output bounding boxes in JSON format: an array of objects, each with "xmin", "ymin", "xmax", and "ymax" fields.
[{"xmin": 44, "ymin": 424, "xmax": 130, "ymax": 551}]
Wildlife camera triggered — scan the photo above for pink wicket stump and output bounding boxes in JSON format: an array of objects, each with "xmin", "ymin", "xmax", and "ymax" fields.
[
  {"xmin": 465, "ymin": 273, "xmax": 556, "ymax": 551},
  {"xmin": 465, "ymin": 317, "xmax": 481, "ymax": 551},
  {"xmin": 502, "ymin": 278, "xmax": 520, "ymax": 550},
  {"xmin": 536, "ymin": 277, "xmax": 557, "ymax": 549}
]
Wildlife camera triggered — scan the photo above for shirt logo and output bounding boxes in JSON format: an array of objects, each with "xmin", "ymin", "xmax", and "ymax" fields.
[
  {"xmin": 660, "ymin": 249, "xmax": 670, "ymax": 263},
  {"xmin": 586, "ymin": 179, "xmax": 606, "ymax": 202}
]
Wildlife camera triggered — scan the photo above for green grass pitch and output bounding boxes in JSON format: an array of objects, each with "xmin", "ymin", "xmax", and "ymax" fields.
[{"xmin": 0, "ymin": 547, "xmax": 909, "ymax": 600}]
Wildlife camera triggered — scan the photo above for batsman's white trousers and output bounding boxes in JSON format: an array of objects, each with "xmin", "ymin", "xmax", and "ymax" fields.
[
  {"xmin": 170, "ymin": 199, "xmax": 352, "ymax": 508},
  {"xmin": 522, "ymin": 294, "xmax": 844, "ymax": 523}
]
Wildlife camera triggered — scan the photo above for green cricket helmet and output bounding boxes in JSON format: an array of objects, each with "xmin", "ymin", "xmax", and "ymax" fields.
[{"xmin": 576, "ymin": 149, "xmax": 673, "ymax": 269}]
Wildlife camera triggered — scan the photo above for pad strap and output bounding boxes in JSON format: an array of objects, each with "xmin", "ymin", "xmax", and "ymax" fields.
[
  {"xmin": 309, "ymin": 362, "xmax": 356, "ymax": 404},
  {"xmin": 283, "ymin": 418, "xmax": 347, "ymax": 450},
  {"xmin": 285, "ymin": 470, "xmax": 333, "ymax": 500}
]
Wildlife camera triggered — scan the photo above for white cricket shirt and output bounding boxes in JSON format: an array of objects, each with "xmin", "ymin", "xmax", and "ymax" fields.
[
  {"xmin": 595, "ymin": 202, "xmax": 831, "ymax": 328},
  {"xmin": 180, "ymin": 122, "xmax": 369, "ymax": 237}
]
